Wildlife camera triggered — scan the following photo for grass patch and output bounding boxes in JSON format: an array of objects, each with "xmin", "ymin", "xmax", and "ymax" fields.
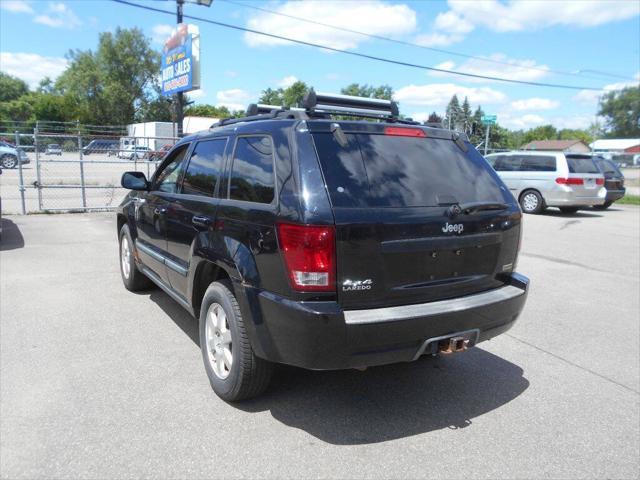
[{"xmin": 617, "ymin": 195, "xmax": 640, "ymax": 206}]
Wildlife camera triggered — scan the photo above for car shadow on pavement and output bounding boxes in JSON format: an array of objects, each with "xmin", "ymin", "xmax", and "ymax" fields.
[
  {"xmin": 540, "ymin": 209, "xmax": 603, "ymax": 218},
  {"xmin": 0, "ymin": 218, "xmax": 25, "ymax": 251},
  {"xmin": 147, "ymin": 288, "xmax": 529, "ymax": 445},
  {"xmin": 237, "ymin": 350, "xmax": 529, "ymax": 444}
]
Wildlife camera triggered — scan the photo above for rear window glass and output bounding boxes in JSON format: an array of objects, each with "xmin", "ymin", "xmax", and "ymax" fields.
[
  {"xmin": 567, "ymin": 156, "xmax": 599, "ymax": 174},
  {"xmin": 494, "ymin": 155, "xmax": 522, "ymax": 172},
  {"xmin": 312, "ymin": 133, "xmax": 504, "ymax": 208}
]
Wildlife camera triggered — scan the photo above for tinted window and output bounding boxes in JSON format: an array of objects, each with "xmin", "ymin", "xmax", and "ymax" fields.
[
  {"xmin": 494, "ymin": 155, "xmax": 522, "ymax": 172},
  {"xmin": 485, "ymin": 155, "xmax": 502, "ymax": 168},
  {"xmin": 313, "ymin": 133, "xmax": 504, "ymax": 208},
  {"xmin": 229, "ymin": 136, "xmax": 275, "ymax": 204},
  {"xmin": 597, "ymin": 159, "xmax": 620, "ymax": 176},
  {"xmin": 521, "ymin": 155, "xmax": 556, "ymax": 172},
  {"xmin": 566, "ymin": 155, "xmax": 599, "ymax": 174},
  {"xmin": 181, "ymin": 139, "xmax": 226, "ymax": 197},
  {"xmin": 154, "ymin": 144, "xmax": 189, "ymax": 193}
]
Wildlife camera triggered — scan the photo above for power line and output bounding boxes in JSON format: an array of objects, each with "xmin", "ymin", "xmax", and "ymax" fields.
[
  {"xmin": 113, "ymin": 0, "xmax": 604, "ymax": 91},
  {"xmin": 219, "ymin": 0, "xmax": 626, "ymax": 82}
]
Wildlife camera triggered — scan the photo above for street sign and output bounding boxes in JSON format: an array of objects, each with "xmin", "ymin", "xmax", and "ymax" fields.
[
  {"xmin": 161, "ymin": 24, "xmax": 201, "ymax": 96},
  {"xmin": 481, "ymin": 114, "xmax": 497, "ymax": 126}
]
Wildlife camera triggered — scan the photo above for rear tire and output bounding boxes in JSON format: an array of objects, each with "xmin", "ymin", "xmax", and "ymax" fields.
[
  {"xmin": 519, "ymin": 190, "xmax": 544, "ymax": 214},
  {"xmin": 593, "ymin": 201, "xmax": 612, "ymax": 210},
  {"xmin": 559, "ymin": 207, "xmax": 579, "ymax": 214},
  {"xmin": 119, "ymin": 224, "xmax": 153, "ymax": 291},
  {"xmin": 199, "ymin": 280, "xmax": 273, "ymax": 402}
]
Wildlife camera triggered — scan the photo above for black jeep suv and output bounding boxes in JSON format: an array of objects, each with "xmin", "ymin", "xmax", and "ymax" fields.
[{"xmin": 117, "ymin": 91, "xmax": 529, "ymax": 401}]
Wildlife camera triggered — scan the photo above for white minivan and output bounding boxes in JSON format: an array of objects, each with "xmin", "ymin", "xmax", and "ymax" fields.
[{"xmin": 485, "ymin": 151, "xmax": 605, "ymax": 214}]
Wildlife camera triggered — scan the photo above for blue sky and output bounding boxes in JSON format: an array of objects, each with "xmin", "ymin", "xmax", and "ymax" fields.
[{"xmin": 1, "ymin": 0, "xmax": 639, "ymax": 129}]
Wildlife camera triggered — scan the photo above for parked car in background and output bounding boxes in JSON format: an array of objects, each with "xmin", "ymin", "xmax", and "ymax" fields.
[
  {"xmin": 117, "ymin": 145, "xmax": 151, "ymax": 160},
  {"xmin": 485, "ymin": 151, "xmax": 605, "ymax": 214},
  {"xmin": 149, "ymin": 143, "xmax": 173, "ymax": 161},
  {"xmin": 592, "ymin": 156, "xmax": 625, "ymax": 209},
  {"xmin": 0, "ymin": 142, "xmax": 30, "ymax": 169},
  {"xmin": 83, "ymin": 139, "xmax": 119, "ymax": 155},
  {"xmin": 45, "ymin": 144, "xmax": 62, "ymax": 156},
  {"xmin": 117, "ymin": 92, "xmax": 529, "ymax": 401}
]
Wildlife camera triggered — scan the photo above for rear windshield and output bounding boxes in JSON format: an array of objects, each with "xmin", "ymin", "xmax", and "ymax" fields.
[
  {"xmin": 566, "ymin": 156, "xmax": 599, "ymax": 174},
  {"xmin": 312, "ymin": 133, "xmax": 504, "ymax": 208}
]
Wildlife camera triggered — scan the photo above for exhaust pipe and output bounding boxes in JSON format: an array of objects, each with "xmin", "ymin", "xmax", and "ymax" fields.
[{"xmin": 438, "ymin": 336, "xmax": 469, "ymax": 354}]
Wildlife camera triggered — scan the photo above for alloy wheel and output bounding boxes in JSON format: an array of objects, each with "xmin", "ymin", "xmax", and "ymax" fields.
[{"xmin": 205, "ymin": 303, "xmax": 233, "ymax": 379}]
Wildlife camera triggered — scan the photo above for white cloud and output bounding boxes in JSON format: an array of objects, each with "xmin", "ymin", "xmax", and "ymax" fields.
[
  {"xmin": 151, "ymin": 24, "xmax": 173, "ymax": 45},
  {"xmin": 510, "ymin": 98, "xmax": 559, "ymax": 111},
  {"xmin": 497, "ymin": 112, "xmax": 594, "ymax": 130},
  {"xmin": 430, "ymin": 54, "xmax": 550, "ymax": 82},
  {"xmin": 447, "ymin": 0, "xmax": 640, "ymax": 33},
  {"xmin": 325, "ymin": 73, "xmax": 340, "ymax": 81},
  {"xmin": 0, "ymin": 1, "xmax": 33, "ymax": 14},
  {"xmin": 216, "ymin": 88, "xmax": 252, "ymax": 111},
  {"xmin": 34, "ymin": 2, "xmax": 81, "ymax": 29},
  {"xmin": 418, "ymin": 1, "xmax": 638, "ymax": 48},
  {"xmin": 573, "ymin": 78, "xmax": 640, "ymax": 106},
  {"xmin": 225, "ymin": 71, "xmax": 239, "ymax": 78},
  {"xmin": 0, "ymin": 52, "xmax": 68, "ymax": 88},
  {"xmin": 414, "ymin": 32, "xmax": 464, "ymax": 47},
  {"xmin": 394, "ymin": 83, "xmax": 506, "ymax": 108},
  {"xmin": 244, "ymin": 1, "xmax": 417, "ymax": 50},
  {"xmin": 277, "ymin": 75, "xmax": 298, "ymax": 88},
  {"xmin": 188, "ymin": 89, "xmax": 206, "ymax": 99}
]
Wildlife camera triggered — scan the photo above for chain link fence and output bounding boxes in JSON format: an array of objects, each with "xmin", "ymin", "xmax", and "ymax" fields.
[{"xmin": 0, "ymin": 121, "xmax": 179, "ymax": 214}]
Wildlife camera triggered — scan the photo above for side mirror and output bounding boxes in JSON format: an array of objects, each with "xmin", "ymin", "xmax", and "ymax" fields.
[{"xmin": 121, "ymin": 171, "xmax": 148, "ymax": 191}]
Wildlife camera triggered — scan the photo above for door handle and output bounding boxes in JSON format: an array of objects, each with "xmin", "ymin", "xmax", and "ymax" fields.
[
  {"xmin": 192, "ymin": 215, "xmax": 213, "ymax": 229},
  {"xmin": 154, "ymin": 207, "xmax": 167, "ymax": 215}
]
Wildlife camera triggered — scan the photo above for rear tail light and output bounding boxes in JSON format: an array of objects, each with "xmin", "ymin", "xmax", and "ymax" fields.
[
  {"xmin": 596, "ymin": 178, "xmax": 605, "ymax": 185},
  {"xmin": 555, "ymin": 177, "xmax": 584, "ymax": 185},
  {"xmin": 277, "ymin": 223, "xmax": 336, "ymax": 292},
  {"xmin": 384, "ymin": 127, "xmax": 426, "ymax": 138}
]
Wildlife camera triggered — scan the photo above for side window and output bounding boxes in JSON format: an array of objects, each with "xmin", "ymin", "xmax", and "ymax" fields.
[
  {"xmin": 153, "ymin": 144, "xmax": 189, "ymax": 193},
  {"xmin": 181, "ymin": 138, "xmax": 227, "ymax": 197},
  {"xmin": 521, "ymin": 155, "xmax": 556, "ymax": 172},
  {"xmin": 485, "ymin": 155, "xmax": 501, "ymax": 168},
  {"xmin": 602, "ymin": 160, "xmax": 618, "ymax": 175},
  {"xmin": 229, "ymin": 136, "xmax": 275, "ymax": 204},
  {"xmin": 495, "ymin": 155, "xmax": 522, "ymax": 172}
]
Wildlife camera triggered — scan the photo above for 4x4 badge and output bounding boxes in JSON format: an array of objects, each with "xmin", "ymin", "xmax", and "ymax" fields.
[
  {"xmin": 342, "ymin": 279, "xmax": 373, "ymax": 292},
  {"xmin": 442, "ymin": 222, "xmax": 464, "ymax": 234}
]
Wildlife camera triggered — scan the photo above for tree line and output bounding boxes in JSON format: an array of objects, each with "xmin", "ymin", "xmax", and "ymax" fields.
[{"xmin": 1, "ymin": 27, "xmax": 637, "ymax": 144}]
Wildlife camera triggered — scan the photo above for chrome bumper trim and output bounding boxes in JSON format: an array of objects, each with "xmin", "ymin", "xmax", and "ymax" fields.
[{"xmin": 343, "ymin": 285, "xmax": 525, "ymax": 325}]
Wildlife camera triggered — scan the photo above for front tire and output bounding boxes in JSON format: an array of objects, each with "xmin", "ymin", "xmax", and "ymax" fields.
[
  {"xmin": 199, "ymin": 280, "xmax": 273, "ymax": 402},
  {"xmin": 519, "ymin": 190, "xmax": 544, "ymax": 214},
  {"xmin": 119, "ymin": 224, "xmax": 153, "ymax": 291},
  {"xmin": 559, "ymin": 207, "xmax": 579, "ymax": 214},
  {"xmin": 1, "ymin": 154, "xmax": 17, "ymax": 169}
]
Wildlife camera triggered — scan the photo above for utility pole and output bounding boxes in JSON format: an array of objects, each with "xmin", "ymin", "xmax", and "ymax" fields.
[{"xmin": 176, "ymin": 0, "xmax": 185, "ymax": 137}]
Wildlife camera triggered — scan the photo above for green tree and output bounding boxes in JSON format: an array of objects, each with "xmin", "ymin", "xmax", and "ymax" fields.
[
  {"xmin": 340, "ymin": 83, "xmax": 393, "ymax": 100},
  {"xmin": 460, "ymin": 96, "xmax": 472, "ymax": 134},
  {"xmin": 426, "ymin": 112, "xmax": 443, "ymax": 124},
  {"xmin": 0, "ymin": 72, "xmax": 29, "ymax": 102},
  {"xmin": 558, "ymin": 128, "xmax": 593, "ymax": 145},
  {"xmin": 184, "ymin": 104, "xmax": 234, "ymax": 118},
  {"xmin": 259, "ymin": 87, "xmax": 284, "ymax": 106},
  {"xmin": 598, "ymin": 86, "xmax": 640, "ymax": 138},
  {"xmin": 522, "ymin": 124, "xmax": 558, "ymax": 144},
  {"xmin": 444, "ymin": 95, "xmax": 462, "ymax": 130},
  {"xmin": 259, "ymin": 81, "xmax": 309, "ymax": 108},
  {"xmin": 56, "ymin": 27, "xmax": 161, "ymax": 125}
]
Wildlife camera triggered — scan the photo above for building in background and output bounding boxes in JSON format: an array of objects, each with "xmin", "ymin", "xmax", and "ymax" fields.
[
  {"xmin": 590, "ymin": 138, "xmax": 640, "ymax": 166},
  {"xmin": 521, "ymin": 140, "xmax": 590, "ymax": 153}
]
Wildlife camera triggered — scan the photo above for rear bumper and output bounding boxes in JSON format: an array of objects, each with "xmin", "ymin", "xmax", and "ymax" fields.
[
  {"xmin": 605, "ymin": 188, "xmax": 625, "ymax": 202},
  {"xmin": 545, "ymin": 186, "xmax": 606, "ymax": 207},
  {"xmin": 241, "ymin": 273, "xmax": 529, "ymax": 370}
]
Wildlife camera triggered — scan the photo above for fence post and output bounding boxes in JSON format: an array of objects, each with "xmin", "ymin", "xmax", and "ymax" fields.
[
  {"xmin": 77, "ymin": 123, "xmax": 87, "ymax": 210},
  {"xmin": 34, "ymin": 122, "xmax": 43, "ymax": 212},
  {"xmin": 15, "ymin": 130, "xmax": 26, "ymax": 215}
]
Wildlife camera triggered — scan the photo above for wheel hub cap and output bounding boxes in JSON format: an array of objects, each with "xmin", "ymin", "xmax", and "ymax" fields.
[
  {"xmin": 121, "ymin": 236, "xmax": 131, "ymax": 279},
  {"xmin": 205, "ymin": 303, "xmax": 232, "ymax": 379},
  {"xmin": 523, "ymin": 193, "xmax": 538, "ymax": 212}
]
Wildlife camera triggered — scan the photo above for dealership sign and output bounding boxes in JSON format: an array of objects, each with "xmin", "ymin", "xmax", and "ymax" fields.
[{"xmin": 161, "ymin": 24, "xmax": 201, "ymax": 96}]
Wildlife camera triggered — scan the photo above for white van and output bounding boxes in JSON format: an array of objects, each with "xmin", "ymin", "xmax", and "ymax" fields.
[{"xmin": 485, "ymin": 151, "xmax": 605, "ymax": 214}]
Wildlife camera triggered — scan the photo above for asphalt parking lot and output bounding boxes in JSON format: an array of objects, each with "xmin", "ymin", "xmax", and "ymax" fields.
[{"xmin": 1, "ymin": 207, "xmax": 639, "ymax": 479}]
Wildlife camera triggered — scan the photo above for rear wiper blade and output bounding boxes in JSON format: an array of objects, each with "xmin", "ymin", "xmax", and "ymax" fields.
[{"xmin": 448, "ymin": 202, "xmax": 509, "ymax": 217}]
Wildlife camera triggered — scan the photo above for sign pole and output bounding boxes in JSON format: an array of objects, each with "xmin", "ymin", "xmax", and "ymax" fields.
[
  {"xmin": 176, "ymin": 0, "xmax": 184, "ymax": 137},
  {"xmin": 484, "ymin": 124, "xmax": 491, "ymax": 156}
]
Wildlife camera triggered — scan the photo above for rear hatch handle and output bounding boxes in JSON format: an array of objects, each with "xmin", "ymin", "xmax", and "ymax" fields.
[{"xmin": 447, "ymin": 201, "xmax": 509, "ymax": 217}]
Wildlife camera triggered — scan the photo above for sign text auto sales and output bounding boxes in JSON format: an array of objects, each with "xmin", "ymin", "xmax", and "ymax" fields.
[
  {"xmin": 160, "ymin": 24, "xmax": 200, "ymax": 96},
  {"xmin": 162, "ymin": 54, "xmax": 192, "ymax": 93}
]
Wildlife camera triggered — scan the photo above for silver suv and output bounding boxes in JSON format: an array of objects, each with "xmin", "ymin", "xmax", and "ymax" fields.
[{"xmin": 485, "ymin": 151, "xmax": 605, "ymax": 214}]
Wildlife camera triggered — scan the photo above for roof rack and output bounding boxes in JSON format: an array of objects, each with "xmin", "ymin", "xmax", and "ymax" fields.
[{"xmin": 303, "ymin": 89, "xmax": 399, "ymax": 121}]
